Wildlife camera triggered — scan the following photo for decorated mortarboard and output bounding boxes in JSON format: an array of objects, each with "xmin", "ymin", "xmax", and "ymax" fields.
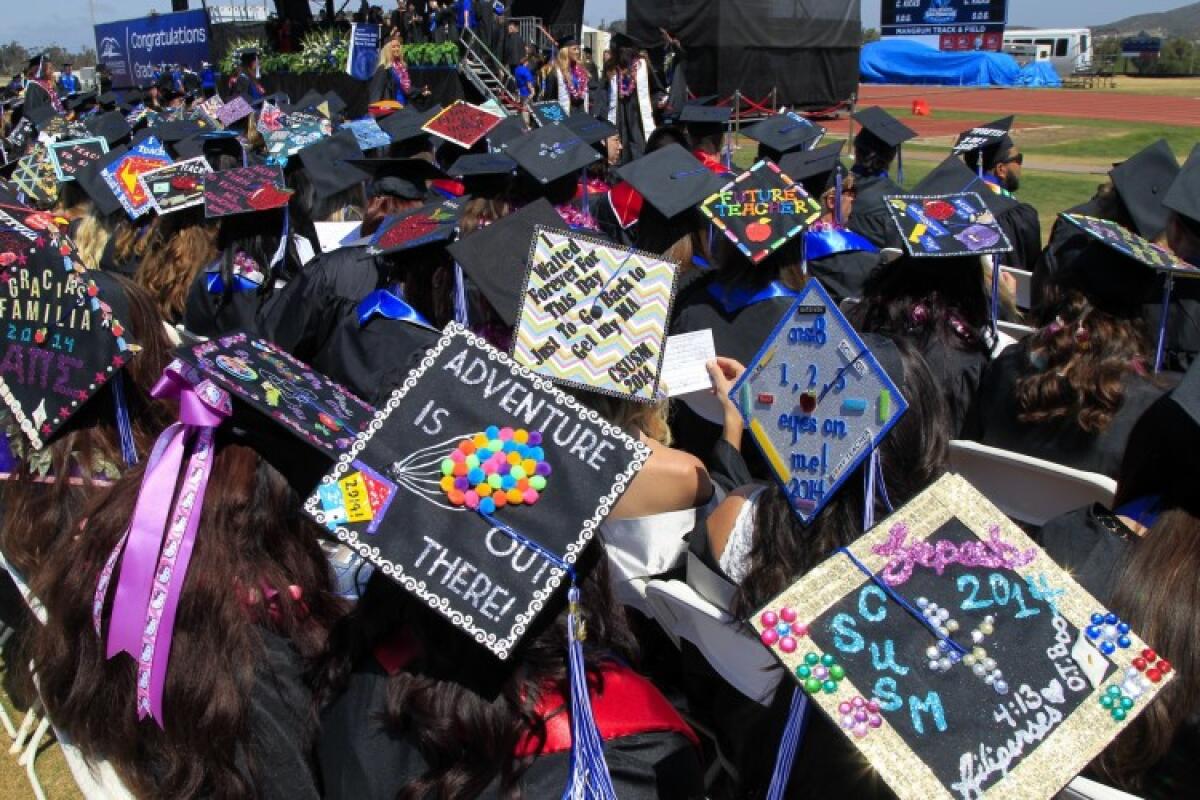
[
  {"xmin": 379, "ymin": 104, "xmax": 442, "ymax": 144},
  {"xmin": 952, "ymin": 116, "xmax": 1015, "ymax": 156},
  {"xmin": 203, "ymin": 164, "xmax": 293, "ymax": 218},
  {"xmin": 289, "ymin": 89, "xmax": 328, "ymax": 115},
  {"xmin": 884, "ymin": 193, "xmax": 1012, "ymax": 258},
  {"xmin": 86, "ymin": 110, "xmax": 133, "ymax": 147},
  {"xmin": 297, "ymin": 129, "xmax": 369, "ymax": 200},
  {"xmin": 345, "ymin": 156, "xmax": 445, "ymax": 199},
  {"xmin": 507, "ymin": 123, "xmax": 600, "ymax": 185},
  {"xmin": 194, "ymin": 94, "xmax": 225, "ymax": 126},
  {"xmin": 447, "ymin": 199, "xmax": 570, "ymax": 327},
  {"xmin": 137, "ymin": 156, "xmax": 212, "ymax": 215},
  {"xmin": 563, "ymin": 112, "xmax": 619, "ymax": 146},
  {"xmin": 75, "ymin": 147, "xmax": 126, "ymax": 217},
  {"xmin": 749, "ymin": 471, "xmax": 1174, "ymax": 800},
  {"xmin": 11, "ymin": 147, "xmax": 59, "ymax": 206},
  {"xmin": 215, "ymin": 96, "xmax": 254, "ymax": 127},
  {"xmin": 365, "ymin": 196, "xmax": 466, "ymax": 255},
  {"xmin": 448, "ymin": 153, "xmax": 517, "ymax": 179},
  {"xmin": 510, "ymin": 227, "xmax": 678, "ymax": 402},
  {"xmin": 341, "ymin": 117, "xmax": 392, "ymax": 152},
  {"xmin": 1109, "ymin": 139, "xmax": 1179, "ymax": 240},
  {"xmin": 421, "ymin": 101, "xmax": 504, "ymax": 149},
  {"xmin": 0, "ymin": 188, "xmax": 141, "ymax": 449},
  {"xmin": 2, "ymin": 119, "xmax": 36, "ymax": 165},
  {"xmin": 730, "ymin": 280, "xmax": 908, "ymax": 523},
  {"xmin": 99, "ymin": 135, "xmax": 172, "ymax": 219},
  {"xmin": 47, "ymin": 136, "xmax": 109, "ymax": 182},
  {"xmin": 304, "ymin": 322, "xmax": 649, "ymax": 658},
  {"xmin": 852, "ymin": 106, "xmax": 917, "ymax": 149},
  {"xmin": 679, "ymin": 102, "xmax": 732, "ymax": 125},
  {"xmin": 37, "ymin": 114, "xmax": 89, "ymax": 142},
  {"xmin": 530, "ymin": 100, "xmax": 569, "ymax": 128},
  {"xmin": 264, "ymin": 110, "xmax": 333, "ymax": 159},
  {"xmin": 487, "ymin": 114, "xmax": 529, "ymax": 149},
  {"xmin": 1164, "ymin": 143, "xmax": 1200, "ymax": 226},
  {"xmin": 700, "ymin": 160, "xmax": 821, "ymax": 263},
  {"xmin": 616, "ymin": 143, "xmax": 726, "ymax": 221}
]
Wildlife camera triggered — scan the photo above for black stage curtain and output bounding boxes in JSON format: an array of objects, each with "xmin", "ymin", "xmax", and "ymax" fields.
[
  {"xmin": 629, "ymin": 0, "xmax": 860, "ymax": 109},
  {"xmin": 510, "ymin": 0, "xmax": 584, "ymax": 29}
]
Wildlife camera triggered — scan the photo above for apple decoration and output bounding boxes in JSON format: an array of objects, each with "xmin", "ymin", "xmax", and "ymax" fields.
[
  {"xmin": 33, "ymin": 328, "xmax": 46, "ymax": 345},
  {"xmin": 745, "ymin": 217, "xmax": 773, "ymax": 243},
  {"xmin": 248, "ymin": 184, "xmax": 294, "ymax": 211},
  {"xmin": 923, "ymin": 200, "xmax": 956, "ymax": 221}
]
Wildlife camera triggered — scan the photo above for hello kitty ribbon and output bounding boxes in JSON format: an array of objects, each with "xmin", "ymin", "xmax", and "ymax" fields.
[{"xmin": 92, "ymin": 359, "xmax": 232, "ymax": 726}]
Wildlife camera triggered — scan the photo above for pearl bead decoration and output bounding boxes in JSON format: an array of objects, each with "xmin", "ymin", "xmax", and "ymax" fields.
[{"xmin": 917, "ymin": 597, "xmax": 1007, "ymax": 695}]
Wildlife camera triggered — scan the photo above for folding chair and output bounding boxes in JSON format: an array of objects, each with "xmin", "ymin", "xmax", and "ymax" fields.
[
  {"xmin": 997, "ymin": 320, "xmax": 1037, "ymax": 341},
  {"xmin": 1063, "ymin": 776, "xmax": 1143, "ymax": 800},
  {"xmin": 643, "ymin": 579, "xmax": 782, "ymax": 705},
  {"xmin": 949, "ymin": 440, "xmax": 1117, "ymax": 527},
  {"xmin": 1000, "ymin": 265, "xmax": 1033, "ymax": 310}
]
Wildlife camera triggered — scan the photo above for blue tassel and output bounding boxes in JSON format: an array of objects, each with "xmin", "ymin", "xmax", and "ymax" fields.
[
  {"xmin": 766, "ymin": 688, "xmax": 809, "ymax": 800},
  {"xmin": 897, "ymin": 145, "xmax": 904, "ymax": 186},
  {"xmin": 1155, "ymin": 274, "xmax": 1174, "ymax": 374},
  {"xmin": 834, "ymin": 168, "xmax": 844, "ymax": 226},
  {"xmin": 111, "ymin": 372, "xmax": 138, "ymax": 467},
  {"xmin": 861, "ymin": 447, "xmax": 892, "ymax": 531},
  {"xmin": 453, "ymin": 262, "xmax": 470, "ymax": 326},
  {"xmin": 563, "ymin": 585, "xmax": 618, "ymax": 800},
  {"xmin": 989, "ymin": 256, "xmax": 1001, "ymax": 340}
]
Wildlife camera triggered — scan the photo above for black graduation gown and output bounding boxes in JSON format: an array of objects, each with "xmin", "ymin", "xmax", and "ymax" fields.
[
  {"xmin": 258, "ymin": 246, "xmax": 384, "ymax": 363},
  {"xmin": 233, "ymin": 72, "xmax": 264, "ymax": 102},
  {"xmin": 317, "ymin": 660, "xmax": 705, "ymax": 800},
  {"xmin": 910, "ymin": 334, "xmax": 989, "ymax": 438},
  {"xmin": 962, "ymin": 341, "xmax": 1171, "ymax": 478},
  {"xmin": 1143, "ymin": 279, "xmax": 1200, "ymax": 374},
  {"xmin": 183, "ymin": 272, "xmax": 279, "ymax": 340},
  {"xmin": 994, "ymin": 196, "xmax": 1042, "ymax": 271},
  {"xmin": 311, "ymin": 314, "xmax": 439, "ymax": 404},
  {"xmin": 21, "ymin": 81, "xmax": 54, "ymax": 118},
  {"xmin": 847, "ymin": 173, "xmax": 904, "ymax": 248},
  {"xmin": 503, "ymin": 32, "xmax": 525, "ymax": 69},
  {"xmin": 808, "ymin": 249, "xmax": 879, "ymax": 304},
  {"xmin": 1032, "ymin": 198, "xmax": 1100, "ymax": 309}
]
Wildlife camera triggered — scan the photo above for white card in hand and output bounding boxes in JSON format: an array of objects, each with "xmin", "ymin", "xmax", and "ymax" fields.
[{"xmin": 661, "ymin": 330, "xmax": 717, "ymax": 397}]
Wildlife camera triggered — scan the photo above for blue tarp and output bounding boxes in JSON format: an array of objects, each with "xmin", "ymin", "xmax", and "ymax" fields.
[
  {"xmin": 860, "ymin": 40, "xmax": 1058, "ymax": 87},
  {"xmin": 1016, "ymin": 61, "xmax": 1062, "ymax": 88}
]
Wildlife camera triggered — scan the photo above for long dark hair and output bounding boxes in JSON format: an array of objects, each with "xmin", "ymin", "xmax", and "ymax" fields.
[
  {"xmin": 314, "ymin": 543, "xmax": 638, "ymax": 798},
  {"xmin": 732, "ymin": 338, "xmax": 950, "ymax": 617},
  {"xmin": 31, "ymin": 441, "xmax": 344, "ymax": 798},
  {"xmin": 0, "ymin": 276, "xmax": 175, "ymax": 579}
]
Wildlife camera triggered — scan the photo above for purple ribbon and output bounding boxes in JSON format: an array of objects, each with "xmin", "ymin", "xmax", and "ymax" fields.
[{"xmin": 92, "ymin": 360, "xmax": 232, "ymax": 726}]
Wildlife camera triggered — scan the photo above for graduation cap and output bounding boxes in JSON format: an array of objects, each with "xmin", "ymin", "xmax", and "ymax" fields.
[
  {"xmin": 95, "ymin": 332, "xmax": 376, "ymax": 725},
  {"xmin": 700, "ymin": 160, "xmax": 822, "ymax": 263},
  {"xmin": 678, "ymin": 102, "xmax": 732, "ymax": 126},
  {"xmin": 421, "ymin": 101, "xmax": 504, "ymax": 149},
  {"xmin": 748, "ymin": 471, "xmax": 1172, "ymax": 800},
  {"xmin": 1060, "ymin": 212, "xmax": 1200, "ymax": 371},
  {"xmin": 487, "ymin": 114, "xmax": 529, "ymax": 150},
  {"xmin": 203, "ymin": 164, "xmax": 293, "ymax": 218},
  {"xmin": 852, "ymin": 106, "xmax": 917, "ymax": 149},
  {"xmin": 66, "ymin": 91, "xmax": 97, "ymax": 113},
  {"xmin": 98, "ymin": 135, "xmax": 173, "ymax": 219},
  {"xmin": 448, "ymin": 198, "xmax": 570, "ymax": 327},
  {"xmin": 731, "ymin": 279, "xmax": 908, "ymax": 523},
  {"xmin": 138, "ymin": 156, "xmax": 211, "ymax": 215},
  {"xmin": 883, "ymin": 193, "xmax": 1012, "ymax": 259},
  {"xmin": 0, "ymin": 188, "xmax": 142, "ymax": 449},
  {"xmin": 1164, "ymin": 143, "xmax": 1200, "ymax": 227},
  {"xmin": 530, "ymin": 101, "xmax": 569, "ymax": 128},
  {"xmin": 780, "ymin": 140, "xmax": 847, "ymax": 198},
  {"xmin": 340, "ymin": 117, "xmax": 392, "ymax": 152},
  {"xmin": 215, "ymin": 96, "xmax": 253, "ymax": 127},
  {"xmin": 379, "ymin": 104, "xmax": 442, "ymax": 145},
  {"xmin": 46, "ymin": 136, "xmax": 108, "ymax": 182},
  {"xmin": 297, "ymin": 129, "xmax": 369, "ymax": 200},
  {"xmin": 288, "ymin": 89, "xmax": 328, "ymax": 115},
  {"xmin": 507, "ymin": 124, "xmax": 600, "ymax": 185},
  {"xmin": 344, "ymin": 156, "xmax": 444, "ymax": 200},
  {"xmin": 510, "ymin": 227, "xmax": 680, "ymax": 402},
  {"xmin": 97, "ymin": 91, "xmax": 119, "ymax": 108},
  {"xmin": 1110, "ymin": 139, "xmax": 1179, "ymax": 240},
  {"xmin": 365, "ymin": 195, "xmax": 466, "ymax": 256},
  {"xmin": 173, "ymin": 130, "xmax": 245, "ymax": 169},
  {"xmin": 148, "ymin": 118, "xmax": 204, "ymax": 146},
  {"xmin": 562, "ymin": 111, "xmax": 619, "ymax": 146},
  {"xmin": 615, "ymin": 143, "xmax": 726, "ymax": 221},
  {"xmin": 263, "ymin": 111, "xmax": 332, "ymax": 160},
  {"xmin": 26, "ymin": 52, "xmax": 48, "ymax": 79},
  {"xmin": 75, "ymin": 147, "xmax": 126, "ymax": 216},
  {"xmin": 124, "ymin": 88, "xmax": 144, "ymax": 106},
  {"xmin": 448, "ymin": 153, "xmax": 517, "ymax": 179},
  {"xmin": 952, "ymin": 116, "xmax": 1014, "ymax": 156},
  {"xmin": 323, "ymin": 91, "xmax": 347, "ymax": 118}
]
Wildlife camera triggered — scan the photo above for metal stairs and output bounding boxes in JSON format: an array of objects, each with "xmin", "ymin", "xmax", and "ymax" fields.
[{"xmin": 458, "ymin": 27, "xmax": 527, "ymax": 116}]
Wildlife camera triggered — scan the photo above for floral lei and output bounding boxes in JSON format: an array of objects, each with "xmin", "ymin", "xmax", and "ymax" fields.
[
  {"xmin": 618, "ymin": 66, "xmax": 637, "ymax": 99},
  {"xmin": 391, "ymin": 62, "xmax": 412, "ymax": 93},
  {"xmin": 567, "ymin": 63, "xmax": 589, "ymax": 100}
]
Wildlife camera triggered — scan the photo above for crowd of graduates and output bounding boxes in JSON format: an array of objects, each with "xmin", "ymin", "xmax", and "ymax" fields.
[{"xmin": 0, "ymin": 32, "xmax": 1198, "ymax": 800}]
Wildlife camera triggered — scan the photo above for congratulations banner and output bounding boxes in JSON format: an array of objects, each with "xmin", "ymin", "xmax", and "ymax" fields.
[{"xmin": 94, "ymin": 10, "xmax": 211, "ymax": 90}]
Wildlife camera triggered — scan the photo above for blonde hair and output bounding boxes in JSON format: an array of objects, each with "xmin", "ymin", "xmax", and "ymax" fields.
[
  {"xmin": 379, "ymin": 37, "xmax": 405, "ymax": 69},
  {"xmin": 555, "ymin": 46, "xmax": 573, "ymax": 78},
  {"xmin": 73, "ymin": 214, "xmax": 111, "ymax": 270}
]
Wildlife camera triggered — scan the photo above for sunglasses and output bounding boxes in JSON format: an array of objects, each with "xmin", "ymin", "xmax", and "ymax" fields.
[{"xmin": 1000, "ymin": 152, "xmax": 1024, "ymax": 166}]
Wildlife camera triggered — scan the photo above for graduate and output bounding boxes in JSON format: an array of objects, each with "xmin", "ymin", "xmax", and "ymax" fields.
[
  {"xmin": 369, "ymin": 34, "xmax": 414, "ymax": 106},
  {"xmin": 56, "ymin": 62, "xmax": 80, "ymax": 96},
  {"xmin": 21, "ymin": 52, "xmax": 62, "ymax": 117},
  {"xmin": 1146, "ymin": 145, "xmax": 1200, "ymax": 372},
  {"xmin": 606, "ymin": 34, "xmax": 658, "ymax": 163},
  {"xmin": 230, "ymin": 50, "xmax": 266, "ymax": 103},
  {"xmin": 846, "ymin": 106, "xmax": 914, "ymax": 248},
  {"xmin": 542, "ymin": 36, "xmax": 590, "ymax": 115},
  {"xmin": 741, "ymin": 111, "xmax": 825, "ymax": 166},
  {"xmin": 679, "ymin": 100, "xmax": 734, "ymax": 177}
]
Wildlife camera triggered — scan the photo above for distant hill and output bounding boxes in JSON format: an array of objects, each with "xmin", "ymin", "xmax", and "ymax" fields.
[{"xmin": 1093, "ymin": 1, "xmax": 1200, "ymax": 40}]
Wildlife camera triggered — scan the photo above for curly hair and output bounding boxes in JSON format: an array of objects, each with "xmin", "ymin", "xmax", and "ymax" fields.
[
  {"xmin": 1016, "ymin": 285, "xmax": 1152, "ymax": 434},
  {"xmin": 135, "ymin": 211, "xmax": 219, "ymax": 322},
  {"xmin": 72, "ymin": 212, "xmax": 111, "ymax": 270},
  {"xmin": 31, "ymin": 441, "xmax": 344, "ymax": 798}
]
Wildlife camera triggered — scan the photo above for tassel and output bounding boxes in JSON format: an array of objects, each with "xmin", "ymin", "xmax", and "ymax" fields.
[
  {"xmin": 1155, "ymin": 273, "xmax": 1174, "ymax": 374},
  {"xmin": 766, "ymin": 688, "xmax": 810, "ymax": 800},
  {"xmin": 989, "ymin": 255, "xmax": 1001, "ymax": 341},
  {"xmin": 897, "ymin": 145, "xmax": 904, "ymax": 186},
  {"xmin": 834, "ymin": 168, "xmax": 844, "ymax": 226},
  {"xmin": 269, "ymin": 207, "xmax": 290, "ymax": 272},
  {"xmin": 861, "ymin": 447, "xmax": 892, "ymax": 532},
  {"xmin": 111, "ymin": 372, "xmax": 138, "ymax": 466},
  {"xmin": 453, "ymin": 262, "xmax": 470, "ymax": 326},
  {"xmin": 563, "ymin": 584, "xmax": 618, "ymax": 800}
]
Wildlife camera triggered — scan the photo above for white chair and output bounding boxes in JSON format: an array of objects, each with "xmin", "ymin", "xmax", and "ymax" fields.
[
  {"xmin": 991, "ymin": 330, "xmax": 1018, "ymax": 358},
  {"xmin": 949, "ymin": 440, "xmax": 1117, "ymax": 527},
  {"xmin": 643, "ymin": 579, "xmax": 783, "ymax": 705},
  {"xmin": 1000, "ymin": 266, "xmax": 1033, "ymax": 310},
  {"xmin": 1063, "ymin": 776, "xmax": 1143, "ymax": 800},
  {"xmin": 997, "ymin": 320, "xmax": 1037, "ymax": 341}
]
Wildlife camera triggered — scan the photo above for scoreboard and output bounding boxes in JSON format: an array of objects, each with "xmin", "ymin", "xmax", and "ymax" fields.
[{"xmin": 881, "ymin": 0, "xmax": 1008, "ymax": 36}]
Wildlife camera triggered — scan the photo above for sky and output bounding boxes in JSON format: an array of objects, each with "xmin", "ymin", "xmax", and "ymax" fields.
[{"xmin": 3, "ymin": 0, "xmax": 1193, "ymax": 50}]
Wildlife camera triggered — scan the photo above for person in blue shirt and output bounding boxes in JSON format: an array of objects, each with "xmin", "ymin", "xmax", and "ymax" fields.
[
  {"xmin": 56, "ymin": 63, "xmax": 80, "ymax": 96},
  {"xmin": 200, "ymin": 62, "xmax": 217, "ymax": 98},
  {"xmin": 514, "ymin": 53, "xmax": 534, "ymax": 101}
]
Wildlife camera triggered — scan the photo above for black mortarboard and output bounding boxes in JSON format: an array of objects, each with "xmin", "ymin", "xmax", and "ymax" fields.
[
  {"xmin": 447, "ymin": 153, "xmax": 517, "ymax": 179},
  {"xmin": 97, "ymin": 91, "xmax": 118, "ymax": 107},
  {"xmin": 47, "ymin": 136, "xmax": 109, "ymax": 182},
  {"xmin": 289, "ymin": 89, "xmax": 327, "ymax": 115},
  {"xmin": 149, "ymin": 118, "xmax": 204, "ymax": 145},
  {"xmin": 616, "ymin": 143, "xmax": 726, "ymax": 220},
  {"xmin": 344, "ymin": 156, "xmax": 444, "ymax": 200},
  {"xmin": 1164, "ymin": 144, "xmax": 1200, "ymax": 226},
  {"xmin": 609, "ymin": 32, "xmax": 636, "ymax": 51},
  {"xmin": 884, "ymin": 193, "xmax": 1012, "ymax": 258},
  {"xmin": 0, "ymin": 188, "xmax": 141, "ymax": 449},
  {"xmin": 448, "ymin": 198, "xmax": 570, "ymax": 327},
  {"xmin": 203, "ymin": 164, "xmax": 293, "ymax": 218},
  {"xmin": 1061, "ymin": 213, "xmax": 1198, "ymax": 280},
  {"xmin": 365, "ymin": 196, "xmax": 467, "ymax": 256},
  {"xmin": 340, "ymin": 117, "xmax": 392, "ymax": 152},
  {"xmin": 679, "ymin": 103, "xmax": 732, "ymax": 125},
  {"xmin": 852, "ymin": 106, "xmax": 917, "ymax": 149},
  {"xmin": 75, "ymin": 146, "xmax": 126, "ymax": 216},
  {"xmin": 487, "ymin": 114, "xmax": 528, "ymax": 150},
  {"xmin": 303, "ymin": 323, "xmax": 648, "ymax": 661},
  {"xmin": 215, "ymin": 96, "xmax": 253, "ymax": 127},
  {"xmin": 26, "ymin": 53, "xmax": 47, "ymax": 78},
  {"xmin": 297, "ymin": 129, "xmax": 369, "ymax": 200},
  {"xmin": 173, "ymin": 130, "xmax": 244, "ymax": 169},
  {"xmin": 324, "ymin": 91, "xmax": 347, "ymax": 117},
  {"xmin": 563, "ymin": 111, "xmax": 618, "ymax": 146},
  {"xmin": 66, "ymin": 92, "xmax": 97, "ymax": 112},
  {"xmin": 379, "ymin": 104, "xmax": 441, "ymax": 144},
  {"xmin": 87, "ymin": 109, "xmax": 132, "ymax": 146},
  {"xmin": 780, "ymin": 140, "xmax": 847, "ymax": 197},
  {"xmin": 124, "ymin": 88, "xmax": 144, "ymax": 105},
  {"xmin": 507, "ymin": 124, "xmax": 600, "ymax": 184},
  {"xmin": 952, "ymin": 116, "xmax": 1015, "ymax": 156},
  {"xmin": 1110, "ymin": 139, "xmax": 1179, "ymax": 240},
  {"xmin": 558, "ymin": 34, "xmax": 577, "ymax": 48}
]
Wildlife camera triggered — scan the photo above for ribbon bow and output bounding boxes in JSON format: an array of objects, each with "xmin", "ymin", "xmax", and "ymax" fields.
[{"xmin": 92, "ymin": 360, "xmax": 232, "ymax": 726}]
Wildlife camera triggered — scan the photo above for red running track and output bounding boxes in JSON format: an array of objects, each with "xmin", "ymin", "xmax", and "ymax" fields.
[{"xmin": 858, "ymin": 84, "xmax": 1200, "ymax": 128}]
